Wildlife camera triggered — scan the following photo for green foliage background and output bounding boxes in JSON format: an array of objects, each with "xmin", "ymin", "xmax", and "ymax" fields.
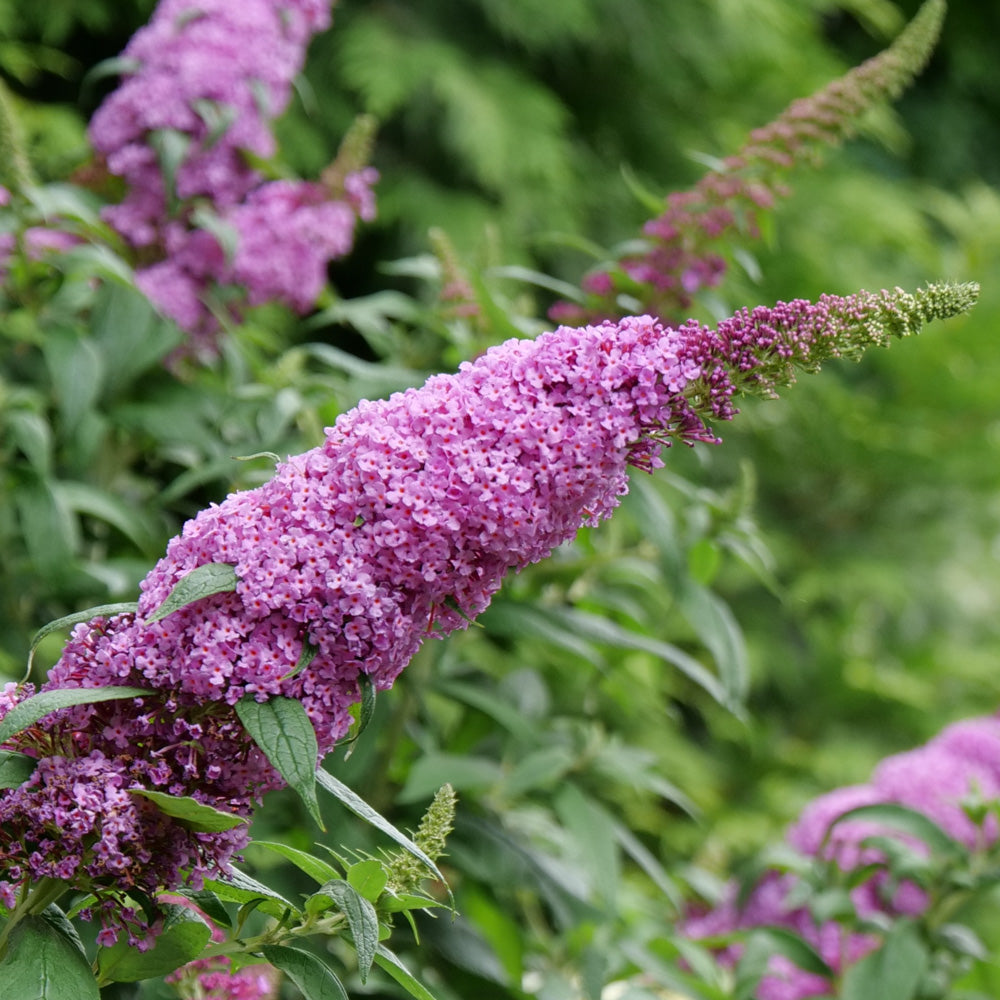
[{"xmin": 2, "ymin": 0, "xmax": 1000, "ymax": 995}]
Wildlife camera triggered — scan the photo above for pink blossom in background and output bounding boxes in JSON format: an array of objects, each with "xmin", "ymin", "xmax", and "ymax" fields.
[
  {"xmin": 683, "ymin": 713, "xmax": 1000, "ymax": 997},
  {"xmin": 88, "ymin": 0, "xmax": 375, "ymax": 350}
]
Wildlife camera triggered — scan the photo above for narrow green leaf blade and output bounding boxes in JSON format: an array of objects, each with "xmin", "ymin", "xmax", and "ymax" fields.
[
  {"xmin": 0, "ymin": 687, "xmax": 150, "ymax": 746},
  {"xmin": 260, "ymin": 945, "xmax": 349, "ymax": 1000},
  {"xmin": 315, "ymin": 769, "xmax": 445, "ymax": 884},
  {"xmin": 236, "ymin": 695, "xmax": 323, "ymax": 829},
  {"xmin": 0, "ymin": 915, "xmax": 99, "ymax": 1000},
  {"xmin": 145, "ymin": 563, "xmax": 238, "ymax": 624},
  {"xmin": 323, "ymin": 880, "xmax": 379, "ymax": 982},
  {"xmin": 27, "ymin": 603, "xmax": 138, "ymax": 676},
  {"xmin": 373, "ymin": 946, "xmax": 442, "ymax": 1000},
  {"xmin": 248, "ymin": 841, "xmax": 338, "ymax": 885},
  {"xmin": 205, "ymin": 868, "xmax": 300, "ymax": 917},
  {"xmin": 131, "ymin": 789, "xmax": 247, "ymax": 832}
]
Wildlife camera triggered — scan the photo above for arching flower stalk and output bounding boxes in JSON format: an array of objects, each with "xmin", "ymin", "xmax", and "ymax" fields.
[{"xmin": 550, "ymin": 0, "xmax": 946, "ymax": 326}]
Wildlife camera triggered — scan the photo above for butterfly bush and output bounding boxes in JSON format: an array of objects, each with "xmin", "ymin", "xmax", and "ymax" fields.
[
  {"xmin": 682, "ymin": 714, "xmax": 1000, "ymax": 998},
  {"xmin": 88, "ymin": 0, "xmax": 376, "ymax": 351},
  {"xmin": 0, "ymin": 282, "xmax": 976, "ymax": 939},
  {"xmin": 550, "ymin": 0, "xmax": 944, "ymax": 326}
]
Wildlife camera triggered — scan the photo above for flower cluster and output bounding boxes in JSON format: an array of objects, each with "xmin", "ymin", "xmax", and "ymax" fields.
[
  {"xmin": 550, "ymin": 0, "xmax": 944, "ymax": 327},
  {"xmin": 0, "ymin": 282, "xmax": 976, "ymax": 935},
  {"xmin": 682, "ymin": 714, "xmax": 1000, "ymax": 998},
  {"xmin": 88, "ymin": 0, "xmax": 375, "ymax": 351}
]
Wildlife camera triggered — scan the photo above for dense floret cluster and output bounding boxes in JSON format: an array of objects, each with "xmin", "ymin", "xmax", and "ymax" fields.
[{"xmin": 0, "ymin": 282, "xmax": 976, "ymax": 936}]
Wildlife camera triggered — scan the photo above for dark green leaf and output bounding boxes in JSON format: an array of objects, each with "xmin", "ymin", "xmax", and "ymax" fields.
[
  {"xmin": 205, "ymin": 868, "xmax": 299, "ymax": 918},
  {"xmin": 0, "ymin": 686, "xmax": 150, "ymax": 746},
  {"xmin": 247, "ymin": 841, "xmax": 338, "ymax": 885},
  {"xmin": 316, "ymin": 770, "xmax": 445, "ymax": 884},
  {"xmin": 373, "ymin": 946, "xmax": 441, "ymax": 1000},
  {"xmin": 841, "ymin": 921, "xmax": 929, "ymax": 1000},
  {"xmin": 176, "ymin": 889, "xmax": 232, "ymax": 930},
  {"xmin": 0, "ymin": 750, "xmax": 39, "ymax": 789},
  {"xmin": 235, "ymin": 695, "xmax": 323, "ymax": 828},
  {"xmin": 341, "ymin": 675, "xmax": 376, "ymax": 760},
  {"xmin": 0, "ymin": 914, "xmax": 100, "ymax": 1000},
  {"xmin": 145, "ymin": 563, "xmax": 238, "ymax": 624},
  {"xmin": 97, "ymin": 904, "xmax": 211, "ymax": 984},
  {"xmin": 279, "ymin": 639, "xmax": 318, "ymax": 682},
  {"xmin": 260, "ymin": 945, "xmax": 349, "ymax": 1000},
  {"xmin": 130, "ymin": 789, "xmax": 247, "ymax": 832},
  {"xmin": 322, "ymin": 880, "xmax": 379, "ymax": 982},
  {"xmin": 27, "ymin": 603, "xmax": 139, "ymax": 678}
]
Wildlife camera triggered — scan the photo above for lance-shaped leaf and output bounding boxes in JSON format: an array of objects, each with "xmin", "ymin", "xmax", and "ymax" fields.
[
  {"xmin": 131, "ymin": 789, "xmax": 247, "ymax": 832},
  {"xmin": 145, "ymin": 562, "xmax": 238, "ymax": 624},
  {"xmin": 0, "ymin": 686, "xmax": 150, "ymax": 746},
  {"xmin": 374, "ymin": 946, "xmax": 442, "ymax": 1000},
  {"xmin": 26, "ymin": 602, "xmax": 138, "ymax": 678},
  {"xmin": 316, "ymin": 769, "xmax": 445, "ymax": 885},
  {"xmin": 321, "ymin": 880, "xmax": 379, "ymax": 982},
  {"xmin": 236, "ymin": 695, "xmax": 323, "ymax": 829}
]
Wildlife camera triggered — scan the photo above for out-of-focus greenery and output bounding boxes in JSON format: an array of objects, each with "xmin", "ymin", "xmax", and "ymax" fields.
[{"xmin": 2, "ymin": 0, "xmax": 1000, "ymax": 996}]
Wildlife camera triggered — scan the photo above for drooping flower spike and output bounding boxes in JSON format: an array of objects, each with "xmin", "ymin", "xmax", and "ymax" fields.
[
  {"xmin": 551, "ymin": 0, "xmax": 946, "ymax": 326},
  {"xmin": 0, "ymin": 282, "xmax": 977, "ymax": 932}
]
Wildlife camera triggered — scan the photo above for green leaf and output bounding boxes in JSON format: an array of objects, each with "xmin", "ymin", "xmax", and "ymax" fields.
[
  {"xmin": 260, "ymin": 945, "xmax": 349, "ymax": 1000},
  {"xmin": 0, "ymin": 914, "xmax": 100, "ymax": 1000},
  {"xmin": 348, "ymin": 859, "xmax": 389, "ymax": 902},
  {"xmin": 235, "ymin": 695, "xmax": 323, "ymax": 828},
  {"xmin": 841, "ymin": 921, "xmax": 929, "ymax": 1000},
  {"xmin": 149, "ymin": 129, "xmax": 191, "ymax": 211},
  {"xmin": 0, "ymin": 686, "xmax": 150, "ymax": 746},
  {"xmin": 315, "ymin": 769, "xmax": 446, "ymax": 884},
  {"xmin": 131, "ymin": 789, "xmax": 247, "ymax": 832},
  {"xmin": 205, "ymin": 868, "xmax": 299, "ymax": 918},
  {"xmin": 27, "ymin": 603, "xmax": 139, "ymax": 678},
  {"xmin": 42, "ymin": 328, "xmax": 103, "ymax": 431},
  {"xmin": 0, "ymin": 750, "xmax": 39, "ymax": 789},
  {"xmin": 373, "ymin": 945, "xmax": 441, "ymax": 1000},
  {"xmin": 279, "ymin": 639, "xmax": 319, "ymax": 682},
  {"xmin": 341, "ymin": 675, "xmax": 376, "ymax": 760},
  {"xmin": 6, "ymin": 410, "xmax": 52, "ymax": 473},
  {"xmin": 247, "ymin": 841, "xmax": 338, "ymax": 885},
  {"xmin": 829, "ymin": 802, "xmax": 965, "ymax": 857},
  {"xmin": 176, "ymin": 889, "xmax": 232, "ymax": 930},
  {"xmin": 322, "ymin": 880, "xmax": 380, "ymax": 982},
  {"xmin": 735, "ymin": 927, "xmax": 833, "ymax": 999},
  {"xmin": 145, "ymin": 563, "xmax": 238, "ymax": 624},
  {"xmin": 97, "ymin": 903, "xmax": 212, "ymax": 984}
]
